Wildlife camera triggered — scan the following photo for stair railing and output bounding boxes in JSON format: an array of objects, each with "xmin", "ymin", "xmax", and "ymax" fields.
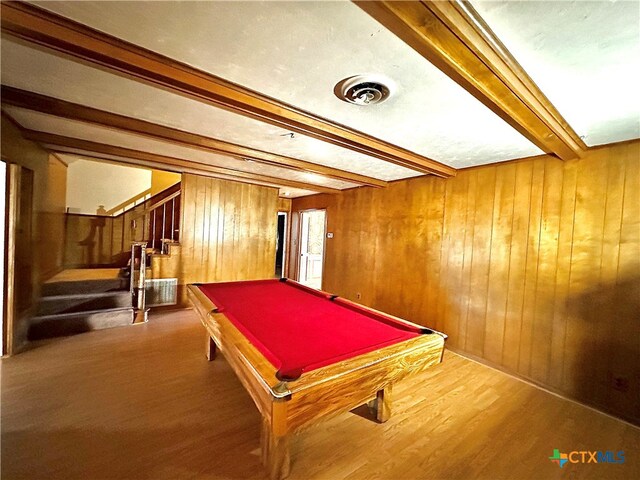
[
  {"xmin": 106, "ymin": 188, "xmax": 152, "ymax": 216},
  {"xmin": 130, "ymin": 189, "xmax": 181, "ymax": 252}
]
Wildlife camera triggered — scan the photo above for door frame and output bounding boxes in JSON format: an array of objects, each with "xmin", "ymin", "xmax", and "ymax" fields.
[
  {"xmin": 276, "ymin": 211, "xmax": 288, "ymax": 278},
  {"xmin": 2, "ymin": 160, "xmax": 19, "ymax": 356},
  {"xmin": 295, "ymin": 208, "xmax": 327, "ymax": 290}
]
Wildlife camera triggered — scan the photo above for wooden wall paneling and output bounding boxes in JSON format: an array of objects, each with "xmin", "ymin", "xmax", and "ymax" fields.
[
  {"xmin": 528, "ymin": 159, "xmax": 563, "ymax": 384},
  {"xmin": 501, "ymin": 161, "xmax": 534, "ymax": 372},
  {"xmin": 179, "ymin": 173, "xmax": 195, "ymax": 281},
  {"xmin": 483, "ymin": 163, "xmax": 516, "ymax": 365},
  {"xmin": 321, "ymin": 196, "xmax": 338, "ymax": 291},
  {"xmin": 2, "ymin": 118, "xmax": 68, "ymax": 351},
  {"xmin": 251, "ymin": 183, "xmax": 268, "ymax": 280},
  {"xmin": 387, "ymin": 182, "xmax": 408, "ymax": 318},
  {"xmin": 291, "ymin": 140, "xmax": 639, "ymax": 424},
  {"xmin": 277, "ymin": 198, "xmax": 291, "ymax": 213},
  {"xmin": 242, "ymin": 183, "xmax": 254, "ymax": 280},
  {"xmin": 590, "ymin": 151, "xmax": 623, "ymax": 408},
  {"xmin": 547, "ymin": 160, "xmax": 578, "ymax": 391},
  {"xmin": 423, "ymin": 180, "xmax": 442, "ymax": 334},
  {"xmin": 191, "ymin": 175, "xmax": 205, "ymax": 281},
  {"xmin": 423, "ymin": 179, "xmax": 445, "ymax": 333},
  {"xmin": 264, "ymin": 187, "xmax": 278, "ymax": 278},
  {"xmin": 517, "ymin": 159, "xmax": 545, "ymax": 377},
  {"xmin": 64, "ymin": 214, "xmax": 115, "ymax": 267},
  {"xmin": 439, "ymin": 171, "xmax": 469, "ymax": 350},
  {"xmin": 254, "ymin": 186, "xmax": 264, "ymax": 278},
  {"xmin": 609, "ymin": 144, "xmax": 640, "ymax": 417},
  {"xmin": 369, "ymin": 185, "xmax": 390, "ymax": 311},
  {"xmin": 177, "ymin": 174, "xmax": 277, "ymax": 286},
  {"xmin": 458, "ymin": 169, "xmax": 479, "ymax": 352},
  {"xmin": 202, "ymin": 175, "xmax": 214, "ymax": 281},
  {"xmin": 213, "ymin": 178, "xmax": 227, "ymax": 283},
  {"xmin": 229, "ymin": 181, "xmax": 243, "ymax": 280},
  {"xmin": 564, "ymin": 153, "xmax": 607, "ymax": 401},
  {"xmin": 206, "ymin": 174, "xmax": 219, "ymax": 281},
  {"xmin": 332, "ymin": 192, "xmax": 352, "ymax": 297},
  {"xmin": 333, "ymin": 192, "xmax": 350, "ymax": 295},
  {"xmin": 404, "ymin": 180, "xmax": 428, "ymax": 323},
  {"xmin": 265, "ymin": 188, "xmax": 276, "ymax": 278},
  {"xmin": 40, "ymin": 154, "xmax": 67, "ymax": 279},
  {"xmin": 354, "ymin": 188, "xmax": 373, "ymax": 305},
  {"xmin": 465, "ymin": 166, "xmax": 497, "ymax": 357},
  {"xmin": 216, "ymin": 179, "xmax": 231, "ymax": 281},
  {"xmin": 405, "ymin": 180, "xmax": 428, "ymax": 323},
  {"xmin": 229, "ymin": 180, "xmax": 241, "ymax": 279},
  {"xmin": 207, "ymin": 176, "xmax": 222, "ymax": 282},
  {"xmin": 435, "ymin": 177, "xmax": 454, "ymax": 342}
]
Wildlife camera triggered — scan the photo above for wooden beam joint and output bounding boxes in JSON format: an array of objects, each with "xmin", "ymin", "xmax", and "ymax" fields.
[{"xmin": 355, "ymin": 0, "xmax": 587, "ymax": 161}]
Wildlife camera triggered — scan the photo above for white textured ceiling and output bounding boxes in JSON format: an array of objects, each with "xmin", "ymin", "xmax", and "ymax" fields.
[
  {"xmin": 0, "ymin": 0, "xmax": 636, "ymax": 193},
  {"xmin": 28, "ymin": 0, "xmax": 543, "ymax": 167},
  {"xmin": 54, "ymin": 153, "xmax": 315, "ymax": 199},
  {"xmin": 3, "ymin": 106, "xmax": 358, "ymax": 191},
  {"xmin": 473, "ymin": 0, "xmax": 640, "ymax": 146},
  {"xmin": 0, "ymin": 37, "xmax": 420, "ymax": 181}
]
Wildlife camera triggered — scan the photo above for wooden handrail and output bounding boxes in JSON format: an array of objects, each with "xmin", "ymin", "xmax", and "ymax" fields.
[
  {"xmin": 130, "ymin": 190, "xmax": 180, "ymax": 220},
  {"xmin": 105, "ymin": 188, "xmax": 152, "ymax": 215}
]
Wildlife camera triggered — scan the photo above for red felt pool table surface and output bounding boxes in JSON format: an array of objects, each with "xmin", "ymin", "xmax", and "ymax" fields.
[{"xmin": 197, "ymin": 279, "xmax": 424, "ymax": 379}]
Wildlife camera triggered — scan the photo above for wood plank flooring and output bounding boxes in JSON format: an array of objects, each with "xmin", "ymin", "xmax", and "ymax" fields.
[{"xmin": 1, "ymin": 309, "xmax": 638, "ymax": 480}]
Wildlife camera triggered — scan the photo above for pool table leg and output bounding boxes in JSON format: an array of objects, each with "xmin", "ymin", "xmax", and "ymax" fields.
[
  {"xmin": 261, "ymin": 420, "xmax": 290, "ymax": 480},
  {"xmin": 205, "ymin": 334, "xmax": 217, "ymax": 361},
  {"xmin": 371, "ymin": 385, "xmax": 392, "ymax": 423}
]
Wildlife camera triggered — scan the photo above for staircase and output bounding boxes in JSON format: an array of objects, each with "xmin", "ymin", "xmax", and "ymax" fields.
[
  {"xmin": 29, "ymin": 276, "xmax": 134, "ymax": 340},
  {"xmin": 29, "ymin": 182, "xmax": 182, "ymax": 341}
]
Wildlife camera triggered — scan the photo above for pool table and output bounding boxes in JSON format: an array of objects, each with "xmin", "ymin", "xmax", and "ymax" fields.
[{"xmin": 187, "ymin": 278, "xmax": 446, "ymax": 479}]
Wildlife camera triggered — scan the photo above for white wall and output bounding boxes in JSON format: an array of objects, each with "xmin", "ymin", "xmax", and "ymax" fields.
[{"xmin": 66, "ymin": 159, "xmax": 152, "ymax": 215}]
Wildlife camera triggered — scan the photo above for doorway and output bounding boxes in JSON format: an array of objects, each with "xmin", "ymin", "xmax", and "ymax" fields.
[
  {"xmin": 298, "ymin": 209, "xmax": 326, "ymax": 290},
  {"xmin": 2, "ymin": 163, "xmax": 34, "ymax": 356},
  {"xmin": 275, "ymin": 212, "xmax": 287, "ymax": 278}
]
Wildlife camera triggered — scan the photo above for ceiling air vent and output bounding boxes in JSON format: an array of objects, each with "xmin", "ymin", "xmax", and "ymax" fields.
[{"xmin": 334, "ymin": 75, "xmax": 395, "ymax": 106}]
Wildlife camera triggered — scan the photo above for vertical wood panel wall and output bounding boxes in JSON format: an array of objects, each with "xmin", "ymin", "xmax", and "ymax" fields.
[
  {"xmin": 179, "ymin": 174, "xmax": 278, "ymax": 284},
  {"xmin": 2, "ymin": 118, "xmax": 68, "ymax": 352},
  {"xmin": 291, "ymin": 140, "xmax": 640, "ymax": 424}
]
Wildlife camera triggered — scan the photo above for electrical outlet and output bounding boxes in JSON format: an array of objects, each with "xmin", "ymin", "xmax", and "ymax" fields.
[{"xmin": 356, "ymin": 292, "xmax": 361, "ymax": 300}]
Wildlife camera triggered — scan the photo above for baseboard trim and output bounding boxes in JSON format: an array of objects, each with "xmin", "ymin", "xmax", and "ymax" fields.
[{"xmin": 445, "ymin": 347, "xmax": 640, "ymax": 430}]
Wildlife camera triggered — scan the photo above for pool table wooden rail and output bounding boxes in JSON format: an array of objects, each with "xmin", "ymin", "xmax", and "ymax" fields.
[{"xmin": 187, "ymin": 283, "xmax": 446, "ymax": 480}]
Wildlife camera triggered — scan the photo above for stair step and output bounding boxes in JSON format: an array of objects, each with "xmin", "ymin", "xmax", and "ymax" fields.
[
  {"xmin": 28, "ymin": 307, "xmax": 135, "ymax": 341},
  {"xmin": 42, "ymin": 278, "xmax": 129, "ymax": 296},
  {"xmin": 37, "ymin": 291, "xmax": 132, "ymax": 316}
]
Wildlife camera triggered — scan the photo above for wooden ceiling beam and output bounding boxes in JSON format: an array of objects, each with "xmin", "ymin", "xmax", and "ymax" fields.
[
  {"xmin": 1, "ymin": 86, "xmax": 386, "ymax": 188},
  {"xmin": 0, "ymin": 1, "xmax": 455, "ymax": 177},
  {"xmin": 21, "ymin": 130, "xmax": 341, "ymax": 194},
  {"xmin": 355, "ymin": 0, "xmax": 587, "ymax": 160}
]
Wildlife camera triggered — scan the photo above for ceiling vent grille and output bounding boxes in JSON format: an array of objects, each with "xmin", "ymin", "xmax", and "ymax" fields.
[{"xmin": 335, "ymin": 75, "xmax": 395, "ymax": 106}]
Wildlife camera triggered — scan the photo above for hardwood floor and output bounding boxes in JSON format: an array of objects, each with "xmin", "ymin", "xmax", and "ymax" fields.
[{"xmin": 2, "ymin": 309, "xmax": 638, "ymax": 480}]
